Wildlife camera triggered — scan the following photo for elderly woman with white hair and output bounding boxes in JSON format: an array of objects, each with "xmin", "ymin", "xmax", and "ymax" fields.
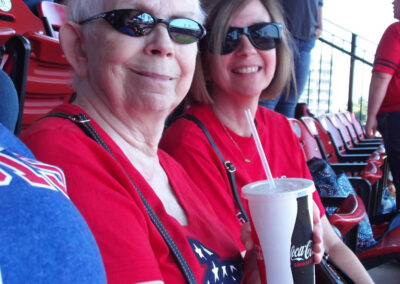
[{"xmin": 21, "ymin": 0, "xmax": 251, "ymax": 283}]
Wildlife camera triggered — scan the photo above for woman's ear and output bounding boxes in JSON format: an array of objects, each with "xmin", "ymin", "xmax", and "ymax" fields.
[{"xmin": 59, "ymin": 22, "xmax": 88, "ymax": 78}]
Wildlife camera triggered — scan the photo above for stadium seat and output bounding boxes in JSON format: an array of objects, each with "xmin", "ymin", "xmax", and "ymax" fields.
[
  {"xmin": 288, "ymin": 118, "xmax": 372, "ymax": 209},
  {"xmin": 36, "ymin": 1, "xmax": 67, "ymax": 38},
  {"xmin": 336, "ymin": 112, "xmax": 381, "ymax": 147},
  {"xmin": 317, "ymin": 114, "xmax": 375, "ymax": 156},
  {"xmin": 301, "ymin": 116, "xmax": 370, "ymax": 163},
  {"xmin": 0, "ymin": 0, "xmax": 74, "ymax": 130},
  {"xmin": 326, "ymin": 113, "xmax": 379, "ymax": 153},
  {"xmin": 343, "ymin": 111, "xmax": 382, "ymax": 144}
]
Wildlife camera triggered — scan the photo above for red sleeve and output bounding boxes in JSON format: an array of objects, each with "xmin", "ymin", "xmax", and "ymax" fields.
[
  {"xmin": 23, "ymin": 125, "xmax": 164, "ymax": 283},
  {"xmin": 373, "ymin": 23, "xmax": 400, "ymax": 75}
]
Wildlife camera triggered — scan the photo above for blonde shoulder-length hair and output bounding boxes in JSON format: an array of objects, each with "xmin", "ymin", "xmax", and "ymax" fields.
[{"xmin": 189, "ymin": 0, "xmax": 295, "ymax": 105}]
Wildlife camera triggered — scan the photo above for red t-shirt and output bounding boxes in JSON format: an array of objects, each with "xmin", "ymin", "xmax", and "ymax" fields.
[
  {"xmin": 373, "ymin": 22, "xmax": 400, "ymax": 114},
  {"xmin": 21, "ymin": 104, "xmax": 243, "ymax": 284},
  {"xmin": 161, "ymin": 104, "xmax": 325, "ymax": 249}
]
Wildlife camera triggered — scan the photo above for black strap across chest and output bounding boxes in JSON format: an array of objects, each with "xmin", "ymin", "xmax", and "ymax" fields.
[
  {"xmin": 180, "ymin": 114, "xmax": 249, "ymax": 223},
  {"xmin": 46, "ymin": 112, "xmax": 198, "ymax": 284}
]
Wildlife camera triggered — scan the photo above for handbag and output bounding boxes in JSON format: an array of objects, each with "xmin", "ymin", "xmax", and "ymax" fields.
[{"xmin": 316, "ymin": 253, "xmax": 355, "ymax": 284}]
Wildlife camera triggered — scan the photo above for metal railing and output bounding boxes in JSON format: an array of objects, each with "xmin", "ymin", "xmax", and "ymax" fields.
[{"xmin": 300, "ymin": 19, "xmax": 377, "ymax": 122}]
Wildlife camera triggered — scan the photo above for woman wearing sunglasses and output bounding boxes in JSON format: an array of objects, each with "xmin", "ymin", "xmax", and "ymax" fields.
[
  {"xmin": 20, "ymin": 0, "xmax": 268, "ymax": 283},
  {"xmin": 161, "ymin": 0, "xmax": 373, "ymax": 282}
]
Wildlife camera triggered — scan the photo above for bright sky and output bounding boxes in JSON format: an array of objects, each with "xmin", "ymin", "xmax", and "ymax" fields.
[{"xmin": 324, "ymin": 0, "xmax": 396, "ymax": 44}]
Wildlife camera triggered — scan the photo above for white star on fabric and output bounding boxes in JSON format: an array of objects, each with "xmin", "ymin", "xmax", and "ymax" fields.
[
  {"xmin": 193, "ymin": 244, "xmax": 205, "ymax": 259},
  {"xmin": 202, "ymin": 245, "xmax": 214, "ymax": 256},
  {"xmin": 230, "ymin": 265, "xmax": 237, "ymax": 273},
  {"xmin": 222, "ymin": 265, "xmax": 228, "ymax": 278},
  {"xmin": 212, "ymin": 261, "xmax": 220, "ymax": 282}
]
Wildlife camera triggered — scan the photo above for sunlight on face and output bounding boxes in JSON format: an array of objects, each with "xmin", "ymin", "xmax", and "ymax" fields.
[
  {"xmin": 206, "ymin": 0, "xmax": 277, "ymax": 102},
  {"xmin": 84, "ymin": 0, "xmax": 200, "ymax": 116}
]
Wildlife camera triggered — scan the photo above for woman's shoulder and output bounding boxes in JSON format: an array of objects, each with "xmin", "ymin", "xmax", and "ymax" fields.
[
  {"xmin": 21, "ymin": 104, "xmax": 102, "ymax": 162},
  {"xmin": 257, "ymin": 106, "xmax": 292, "ymax": 127},
  {"xmin": 22, "ymin": 104, "xmax": 87, "ymax": 139},
  {"xmin": 161, "ymin": 104, "xmax": 216, "ymax": 148}
]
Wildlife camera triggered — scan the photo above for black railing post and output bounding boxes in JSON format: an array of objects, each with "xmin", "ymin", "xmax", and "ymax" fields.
[{"xmin": 348, "ymin": 33, "xmax": 357, "ymax": 112}]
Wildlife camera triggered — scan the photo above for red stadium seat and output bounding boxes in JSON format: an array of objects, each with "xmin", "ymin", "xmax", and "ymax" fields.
[
  {"xmin": 343, "ymin": 111, "xmax": 382, "ymax": 143},
  {"xmin": 0, "ymin": 0, "xmax": 74, "ymax": 130},
  {"xmin": 336, "ymin": 112, "xmax": 381, "ymax": 147},
  {"xmin": 301, "ymin": 116, "xmax": 370, "ymax": 164},
  {"xmin": 36, "ymin": 1, "xmax": 67, "ymax": 38},
  {"xmin": 317, "ymin": 114, "xmax": 374, "ymax": 157},
  {"xmin": 326, "ymin": 113, "xmax": 379, "ymax": 153}
]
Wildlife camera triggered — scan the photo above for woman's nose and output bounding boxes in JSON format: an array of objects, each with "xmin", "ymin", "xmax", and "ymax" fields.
[
  {"xmin": 144, "ymin": 24, "xmax": 175, "ymax": 57},
  {"xmin": 234, "ymin": 34, "xmax": 257, "ymax": 55}
]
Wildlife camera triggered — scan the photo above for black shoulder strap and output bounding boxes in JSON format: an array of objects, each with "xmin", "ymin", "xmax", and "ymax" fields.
[
  {"xmin": 180, "ymin": 114, "xmax": 249, "ymax": 223},
  {"xmin": 46, "ymin": 112, "xmax": 198, "ymax": 284}
]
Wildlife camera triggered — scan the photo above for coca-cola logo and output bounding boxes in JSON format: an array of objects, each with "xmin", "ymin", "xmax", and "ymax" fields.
[{"xmin": 290, "ymin": 240, "xmax": 312, "ymax": 262}]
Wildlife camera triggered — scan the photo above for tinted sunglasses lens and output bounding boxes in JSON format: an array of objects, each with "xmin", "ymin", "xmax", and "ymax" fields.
[
  {"xmin": 221, "ymin": 28, "xmax": 241, "ymax": 54},
  {"xmin": 110, "ymin": 10, "xmax": 154, "ymax": 36},
  {"xmin": 250, "ymin": 23, "xmax": 281, "ymax": 50},
  {"xmin": 169, "ymin": 19, "xmax": 205, "ymax": 44}
]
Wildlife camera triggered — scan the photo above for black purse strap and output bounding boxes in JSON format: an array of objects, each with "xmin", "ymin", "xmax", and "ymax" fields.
[
  {"xmin": 46, "ymin": 112, "xmax": 198, "ymax": 284},
  {"xmin": 180, "ymin": 114, "xmax": 249, "ymax": 223}
]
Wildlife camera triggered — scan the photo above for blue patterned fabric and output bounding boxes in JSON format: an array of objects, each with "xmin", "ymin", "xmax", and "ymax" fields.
[
  {"xmin": 307, "ymin": 158, "xmax": 377, "ymax": 252},
  {"xmin": 379, "ymin": 186, "xmax": 397, "ymax": 214}
]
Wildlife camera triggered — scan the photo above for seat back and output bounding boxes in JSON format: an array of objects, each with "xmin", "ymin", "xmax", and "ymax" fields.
[
  {"xmin": 301, "ymin": 116, "xmax": 339, "ymax": 163},
  {"xmin": 36, "ymin": 1, "xmax": 67, "ymax": 38},
  {"xmin": 288, "ymin": 118, "xmax": 323, "ymax": 161},
  {"xmin": 344, "ymin": 111, "xmax": 366, "ymax": 140},
  {"xmin": 1, "ymin": 0, "xmax": 74, "ymax": 129},
  {"xmin": 337, "ymin": 112, "xmax": 362, "ymax": 144},
  {"xmin": 329, "ymin": 194, "xmax": 366, "ymax": 237},
  {"xmin": 0, "ymin": 0, "xmax": 45, "ymax": 36},
  {"xmin": 316, "ymin": 114, "xmax": 347, "ymax": 156},
  {"xmin": 327, "ymin": 113, "xmax": 355, "ymax": 149}
]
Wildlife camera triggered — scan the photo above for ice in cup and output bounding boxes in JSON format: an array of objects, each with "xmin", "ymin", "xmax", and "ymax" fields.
[{"xmin": 242, "ymin": 178, "xmax": 315, "ymax": 284}]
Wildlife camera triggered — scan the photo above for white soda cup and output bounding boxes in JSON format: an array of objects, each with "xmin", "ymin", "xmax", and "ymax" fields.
[{"xmin": 242, "ymin": 178, "xmax": 315, "ymax": 284}]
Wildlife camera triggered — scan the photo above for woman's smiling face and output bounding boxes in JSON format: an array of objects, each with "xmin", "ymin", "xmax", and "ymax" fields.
[{"xmin": 206, "ymin": 0, "xmax": 277, "ymax": 102}]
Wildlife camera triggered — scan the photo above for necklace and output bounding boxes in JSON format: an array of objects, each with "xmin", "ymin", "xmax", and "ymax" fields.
[{"xmin": 222, "ymin": 124, "xmax": 251, "ymax": 163}]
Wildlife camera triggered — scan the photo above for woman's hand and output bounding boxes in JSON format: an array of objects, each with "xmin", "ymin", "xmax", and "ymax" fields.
[
  {"xmin": 312, "ymin": 202, "xmax": 324, "ymax": 264},
  {"xmin": 241, "ymin": 222, "xmax": 261, "ymax": 284}
]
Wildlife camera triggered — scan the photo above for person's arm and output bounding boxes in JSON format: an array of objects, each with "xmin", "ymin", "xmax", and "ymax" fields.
[
  {"xmin": 315, "ymin": 2, "xmax": 323, "ymax": 39},
  {"xmin": 321, "ymin": 216, "xmax": 374, "ymax": 283},
  {"xmin": 365, "ymin": 71, "xmax": 392, "ymax": 138}
]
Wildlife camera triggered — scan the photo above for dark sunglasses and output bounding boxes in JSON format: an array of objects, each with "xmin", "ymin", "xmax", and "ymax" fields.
[
  {"xmin": 208, "ymin": 22, "xmax": 282, "ymax": 54},
  {"xmin": 79, "ymin": 9, "xmax": 206, "ymax": 44}
]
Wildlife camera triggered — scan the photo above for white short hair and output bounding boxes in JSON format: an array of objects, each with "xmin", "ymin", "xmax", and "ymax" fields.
[
  {"xmin": 66, "ymin": 0, "xmax": 206, "ymax": 24},
  {"xmin": 66, "ymin": 0, "xmax": 105, "ymax": 22}
]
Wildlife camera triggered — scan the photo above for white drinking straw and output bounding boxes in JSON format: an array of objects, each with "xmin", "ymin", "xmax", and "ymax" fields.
[{"xmin": 244, "ymin": 109, "xmax": 276, "ymax": 189}]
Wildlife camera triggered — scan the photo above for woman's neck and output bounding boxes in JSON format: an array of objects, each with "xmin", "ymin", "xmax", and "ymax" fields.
[
  {"xmin": 211, "ymin": 91, "xmax": 259, "ymax": 137},
  {"xmin": 74, "ymin": 93, "xmax": 164, "ymax": 157}
]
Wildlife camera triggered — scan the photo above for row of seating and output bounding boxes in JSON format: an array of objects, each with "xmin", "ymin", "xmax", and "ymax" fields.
[
  {"xmin": 289, "ymin": 111, "xmax": 400, "ymax": 269},
  {"xmin": 0, "ymin": 0, "xmax": 73, "ymax": 134}
]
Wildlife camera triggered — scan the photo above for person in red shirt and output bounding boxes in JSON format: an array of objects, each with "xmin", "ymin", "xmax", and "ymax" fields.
[
  {"xmin": 161, "ymin": 0, "xmax": 373, "ymax": 282},
  {"xmin": 366, "ymin": 0, "xmax": 400, "ymax": 208}
]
